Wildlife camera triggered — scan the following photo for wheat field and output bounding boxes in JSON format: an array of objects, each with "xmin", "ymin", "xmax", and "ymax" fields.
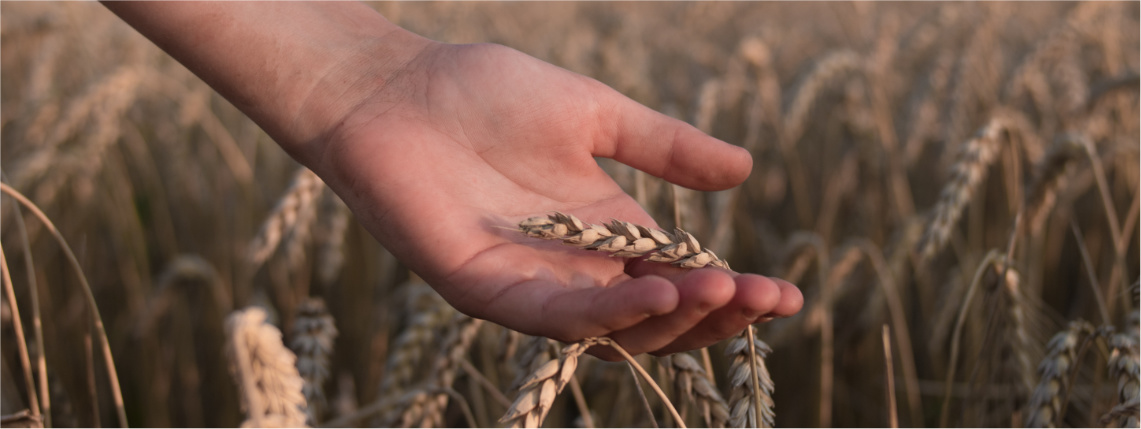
[{"xmin": 0, "ymin": 1, "xmax": 1138, "ymax": 428}]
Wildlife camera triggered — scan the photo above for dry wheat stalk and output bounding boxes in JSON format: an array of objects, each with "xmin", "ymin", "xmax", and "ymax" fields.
[
  {"xmin": 670, "ymin": 353, "xmax": 730, "ymax": 428},
  {"xmin": 500, "ymin": 338, "xmax": 599, "ymax": 428},
  {"xmin": 918, "ymin": 118, "xmax": 1009, "ymax": 259},
  {"xmin": 1022, "ymin": 138, "xmax": 1083, "ymax": 238},
  {"xmin": 726, "ymin": 331, "xmax": 775, "ymax": 428},
  {"xmin": 1000, "ymin": 268, "xmax": 1037, "ymax": 397},
  {"xmin": 248, "ymin": 168, "xmax": 325, "ymax": 268},
  {"xmin": 519, "ymin": 212, "xmax": 729, "ymax": 269},
  {"xmin": 1025, "ymin": 320, "xmax": 1095, "ymax": 428},
  {"xmin": 1104, "ymin": 329, "xmax": 1140, "ymax": 428},
  {"xmin": 392, "ymin": 315, "xmax": 485, "ymax": 427},
  {"xmin": 780, "ymin": 50, "xmax": 862, "ymax": 151},
  {"xmin": 288, "ymin": 298, "xmax": 338, "ymax": 426},
  {"xmin": 225, "ymin": 307, "xmax": 308, "ymax": 428}
]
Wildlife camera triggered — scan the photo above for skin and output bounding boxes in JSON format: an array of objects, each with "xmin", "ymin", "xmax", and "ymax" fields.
[{"xmin": 104, "ymin": 1, "xmax": 803, "ymax": 360}]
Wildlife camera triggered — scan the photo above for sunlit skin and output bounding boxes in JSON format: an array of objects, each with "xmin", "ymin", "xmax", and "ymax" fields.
[{"xmin": 105, "ymin": 1, "xmax": 803, "ymax": 360}]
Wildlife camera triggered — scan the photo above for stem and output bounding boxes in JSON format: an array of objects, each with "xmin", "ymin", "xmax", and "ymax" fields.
[
  {"xmin": 10, "ymin": 202, "xmax": 50, "ymax": 427},
  {"xmin": 883, "ymin": 325, "xmax": 898, "ymax": 429},
  {"xmin": 0, "ymin": 249, "xmax": 40, "ymax": 419},
  {"xmin": 1070, "ymin": 222, "xmax": 1111, "ymax": 325},
  {"xmin": 599, "ymin": 338, "xmax": 685, "ymax": 428},
  {"xmin": 939, "ymin": 250, "xmax": 1003, "ymax": 427},
  {"xmin": 1, "ymin": 183, "xmax": 128, "ymax": 427}
]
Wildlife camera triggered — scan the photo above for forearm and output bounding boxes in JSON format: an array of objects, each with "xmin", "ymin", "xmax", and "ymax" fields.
[{"xmin": 102, "ymin": 1, "xmax": 433, "ymax": 163}]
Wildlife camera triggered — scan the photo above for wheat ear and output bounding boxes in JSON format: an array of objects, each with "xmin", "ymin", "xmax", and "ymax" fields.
[
  {"xmin": 670, "ymin": 353, "xmax": 730, "ymax": 428},
  {"xmin": 918, "ymin": 118, "xmax": 1009, "ymax": 259},
  {"xmin": 392, "ymin": 315, "xmax": 484, "ymax": 427},
  {"xmin": 500, "ymin": 338, "xmax": 598, "ymax": 428},
  {"xmin": 289, "ymin": 298, "xmax": 338, "ymax": 426},
  {"xmin": 374, "ymin": 282, "xmax": 454, "ymax": 423},
  {"xmin": 248, "ymin": 167, "xmax": 325, "ymax": 268},
  {"xmin": 1104, "ymin": 327, "xmax": 1140, "ymax": 428},
  {"xmin": 519, "ymin": 212, "xmax": 729, "ymax": 269},
  {"xmin": 1021, "ymin": 137, "xmax": 1083, "ymax": 238},
  {"xmin": 225, "ymin": 307, "xmax": 308, "ymax": 428},
  {"xmin": 1025, "ymin": 320, "xmax": 1095, "ymax": 428},
  {"xmin": 726, "ymin": 331, "xmax": 775, "ymax": 428}
]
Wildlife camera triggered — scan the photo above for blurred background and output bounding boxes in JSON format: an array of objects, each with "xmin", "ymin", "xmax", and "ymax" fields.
[{"xmin": 1, "ymin": 1, "xmax": 1138, "ymax": 427}]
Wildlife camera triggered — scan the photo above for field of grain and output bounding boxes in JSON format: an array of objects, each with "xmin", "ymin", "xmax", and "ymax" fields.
[{"xmin": 1, "ymin": 1, "xmax": 1138, "ymax": 428}]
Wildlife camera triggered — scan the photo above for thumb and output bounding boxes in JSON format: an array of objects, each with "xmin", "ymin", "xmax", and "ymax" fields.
[{"xmin": 593, "ymin": 90, "xmax": 753, "ymax": 191}]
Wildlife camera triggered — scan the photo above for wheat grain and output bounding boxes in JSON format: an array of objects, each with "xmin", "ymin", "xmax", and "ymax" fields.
[
  {"xmin": 248, "ymin": 168, "xmax": 325, "ymax": 268},
  {"xmin": 225, "ymin": 307, "xmax": 308, "ymax": 428},
  {"xmin": 1025, "ymin": 320, "xmax": 1095, "ymax": 428},
  {"xmin": 1104, "ymin": 329, "xmax": 1140, "ymax": 428},
  {"xmin": 519, "ymin": 212, "xmax": 729, "ymax": 269},
  {"xmin": 289, "ymin": 298, "xmax": 338, "ymax": 426},
  {"xmin": 918, "ymin": 118, "xmax": 1009, "ymax": 260},
  {"xmin": 501, "ymin": 338, "xmax": 598, "ymax": 428},
  {"xmin": 725, "ymin": 331, "xmax": 775, "ymax": 428},
  {"xmin": 374, "ymin": 281, "xmax": 454, "ymax": 424},
  {"xmin": 669, "ymin": 353, "xmax": 729, "ymax": 428},
  {"xmin": 1022, "ymin": 137, "xmax": 1083, "ymax": 238},
  {"xmin": 392, "ymin": 315, "xmax": 484, "ymax": 427}
]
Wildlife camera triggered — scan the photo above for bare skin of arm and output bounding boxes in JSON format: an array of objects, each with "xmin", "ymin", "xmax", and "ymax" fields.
[{"xmin": 103, "ymin": 1, "xmax": 803, "ymax": 359}]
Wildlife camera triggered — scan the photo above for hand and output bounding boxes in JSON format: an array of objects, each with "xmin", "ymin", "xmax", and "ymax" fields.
[{"xmin": 312, "ymin": 41, "xmax": 803, "ymax": 358}]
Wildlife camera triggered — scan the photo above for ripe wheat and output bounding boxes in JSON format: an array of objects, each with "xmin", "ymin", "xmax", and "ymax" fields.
[
  {"xmin": 519, "ymin": 212, "xmax": 729, "ymax": 269},
  {"xmin": 225, "ymin": 307, "xmax": 308, "ymax": 428}
]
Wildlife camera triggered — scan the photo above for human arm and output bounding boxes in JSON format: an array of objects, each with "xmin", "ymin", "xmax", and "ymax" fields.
[{"xmin": 102, "ymin": 1, "xmax": 803, "ymax": 357}]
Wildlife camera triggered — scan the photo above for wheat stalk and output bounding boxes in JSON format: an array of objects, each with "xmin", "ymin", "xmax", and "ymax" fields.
[
  {"xmin": 1022, "ymin": 137, "xmax": 1083, "ymax": 238},
  {"xmin": 289, "ymin": 298, "xmax": 338, "ymax": 426},
  {"xmin": 519, "ymin": 212, "xmax": 729, "ymax": 269},
  {"xmin": 374, "ymin": 281, "xmax": 455, "ymax": 423},
  {"xmin": 1025, "ymin": 320, "xmax": 1095, "ymax": 428},
  {"xmin": 391, "ymin": 315, "xmax": 484, "ymax": 427},
  {"xmin": 500, "ymin": 338, "xmax": 599, "ymax": 428},
  {"xmin": 225, "ymin": 307, "xmax": 308, "ymax": 428},
  {"xmin": 248, "ymin": 167, "xmax": 325, "ymax": 268},
  {"xmin": 669, "ymin": 353, "xmax": 729, "ymax": 428},
  {"xmin": 918, "ymin": 118, "xmax": 1009, "ymax": 259},
  {"xmin": 726, "ymin": 331, "xmax": 775, "ymax": 428}
]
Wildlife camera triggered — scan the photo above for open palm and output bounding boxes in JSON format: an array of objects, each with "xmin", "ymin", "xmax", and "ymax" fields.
[{"xmin": 313, "ymin": 43, "xmax": 802, "ymax": 357}]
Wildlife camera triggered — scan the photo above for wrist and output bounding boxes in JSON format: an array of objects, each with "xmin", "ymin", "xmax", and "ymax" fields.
[
  {"xmin": 289, "ymin": 24, "xmax": 438, "ymax": 166},
  {"xmin": 104, "ymin": 1, "xmax": 438, "ymax": 166}
]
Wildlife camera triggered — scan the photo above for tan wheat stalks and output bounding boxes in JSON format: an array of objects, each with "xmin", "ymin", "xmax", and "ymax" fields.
[
  {"xmin": 918, "ymin": 118, "xmax": 1009, "ymax": 260},
  {"xmin": 1104, "ymin": 326, "xmax": 1140, "ymax": 428},
  {"xmin": 0, "ymin": 183, "xmax": 127, "ymax": 427},
  {"xmin": 726, "ymin": 331, "xmax": 775, "ymax": 428},
  {"xmin": 0, "ymin": 247, "xmax": 40, "ymax": 420},
  {"xmin": 225, "ymin": 307, "xmax": 308, "ymax": 428},
  {"xmin": 392, "ymin": 315, "xmax": 484, "ymax": 427},
  {"xmin": 248, "ymin": 167, "xmax": 325, "ymax": 268},
  {"xmin": 779, "ymin": 50, "xmax": 862, "ymax": 224},
  {"xmin": 1024, "ymin": 320, "xmax": 1095, "ymax": 428},
  {"xmin": 670, "ymin": 353, "xmax": 729, "ymax": 428},
  {"xmin": 289, "ymin": 298, "xmax": 338, "ymax": 426},
  {"xmin": 519, "ymin": 212, "xmax": 729, "ymax": 269}
]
